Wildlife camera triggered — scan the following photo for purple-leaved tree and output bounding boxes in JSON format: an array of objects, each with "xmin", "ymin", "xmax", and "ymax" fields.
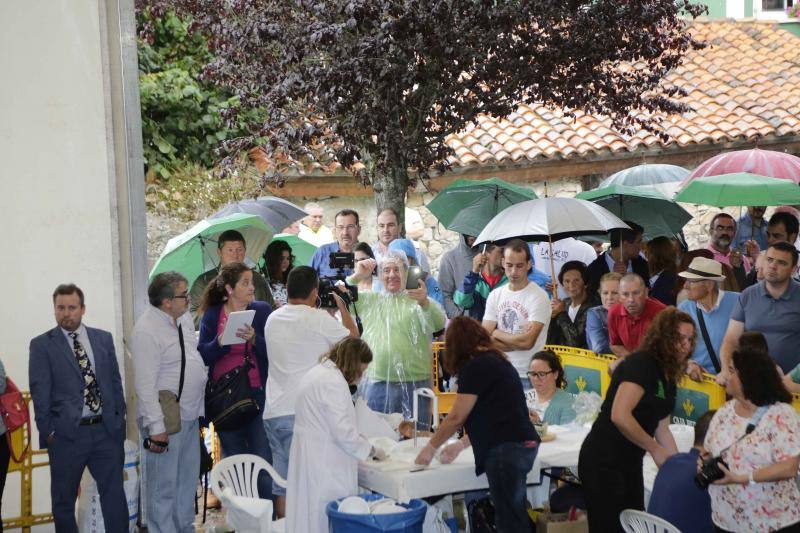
[{"xmin": 138, "ymin": 0, "xmax": 706, "ymax": 221}]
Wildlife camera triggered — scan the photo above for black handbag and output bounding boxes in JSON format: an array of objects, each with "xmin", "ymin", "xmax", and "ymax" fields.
[{"xmin": 204, "ymin": 345, "xmax": 260, "ymax": 432}]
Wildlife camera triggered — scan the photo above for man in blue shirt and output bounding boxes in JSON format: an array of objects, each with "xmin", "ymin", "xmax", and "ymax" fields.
[
  {"xmin": 733, "ymin": 206, "xmax": 768, "ymax": 252},
  {"xmin": 309, "ymin": 209, "xmax": 361, "ymax": 278},
  {"xmin": 677, "ymin": 257, "xmax": 738, "ymax": 375},
  {"xmin": 719, "ymin": 241, "xmax": 800, "ymax": 379},
  {"xmin": 647, "ymin": 410, "xmax": 715, "ymax": 533}
]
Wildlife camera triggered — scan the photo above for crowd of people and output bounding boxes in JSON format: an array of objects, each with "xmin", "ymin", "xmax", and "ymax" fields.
[{"xmin": 18, "ymin": 202, "xmax": 800, "ymax": 533}]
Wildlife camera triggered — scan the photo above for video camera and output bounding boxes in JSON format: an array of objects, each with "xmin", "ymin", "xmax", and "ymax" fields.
[{"xmin": 318, "ymin": 252, "xmax": 359, "ymax": 308}]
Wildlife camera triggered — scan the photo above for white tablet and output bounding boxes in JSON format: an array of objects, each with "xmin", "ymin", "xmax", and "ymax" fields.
[{"xmin": 219, "ymin": 310, "xmax": 256, "ymax": 346}]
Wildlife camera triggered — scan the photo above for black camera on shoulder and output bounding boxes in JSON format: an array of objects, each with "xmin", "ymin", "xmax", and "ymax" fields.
[
  {"xmin": 318, "ymin": 252, "xmax": 359, "ymax": 308},
  {"xmin": 694, "ymin": 456, "xmax": 728, "ymax": 489}
]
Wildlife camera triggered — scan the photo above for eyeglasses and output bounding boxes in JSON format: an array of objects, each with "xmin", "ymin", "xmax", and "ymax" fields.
[
  {"xmin": 172, "ymin": 292, "xmax": 191, "ymax": 300},
  {"xmin": 526, "ymin": 370, "xmax": 554, "ymax": 379}
]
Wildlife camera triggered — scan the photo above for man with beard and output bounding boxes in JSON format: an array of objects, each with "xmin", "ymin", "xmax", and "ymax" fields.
[
  {"xmin": 29, "ymin": 284, "xmax": 127, "ymax": 532},
  {"xmin": 705, "ymin": 213, "xmax": 749, "ymax": 288}
]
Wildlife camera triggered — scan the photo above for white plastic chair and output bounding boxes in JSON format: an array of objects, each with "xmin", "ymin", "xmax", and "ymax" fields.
[
  {"xmin": 210, "ymin": 454, "xmax": 287, "ymax": 533},
  {"xmin": 619, "ymin": 509, "xmax": 681, "ymax": 533}
]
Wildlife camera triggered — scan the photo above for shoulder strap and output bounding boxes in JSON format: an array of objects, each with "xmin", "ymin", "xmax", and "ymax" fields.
[
  {"xmin": 694, "ymin": 306, "xmax": 721, "ymax": 373},
  {"xmin": 177, "ymin": 324, "xmax": 186, "ymax": 401}
]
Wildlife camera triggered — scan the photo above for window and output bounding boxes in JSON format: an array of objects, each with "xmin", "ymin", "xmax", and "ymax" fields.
[{"xmin": 762, "ymin": 0, "xmax": 794, "ymax": 10}]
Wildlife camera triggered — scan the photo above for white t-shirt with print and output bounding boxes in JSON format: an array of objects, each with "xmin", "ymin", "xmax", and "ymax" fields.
[
  {"xmin": 264, "ymin": 304, "xmax": 349, "ymax": 419},
  {"xmin": 532, "ymin": 238, "xmax": 597, "ymax": 299},
  {"xmin": 483, "ymin": 282, "xmax": 551, "ymax": 377}
]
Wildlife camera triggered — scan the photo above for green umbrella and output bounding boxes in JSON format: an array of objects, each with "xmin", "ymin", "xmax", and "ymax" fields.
[
  {"xmin": 576, "ymin": 184, "xmax": 691, "ymax": 240},
  {"xmin": 426, "ymin": 177, "xmax": 538, "ymax": 237},
  {"xmin": 149, "ymin": 213, "xmax": 273, "ymax": 287},
  {"xmin": 674, "ymin": 173, "xmax": 800, "ymax": 207},
  {"xmin": 271, "ymin": 234, "xmax": 318, "ymax": 267}
]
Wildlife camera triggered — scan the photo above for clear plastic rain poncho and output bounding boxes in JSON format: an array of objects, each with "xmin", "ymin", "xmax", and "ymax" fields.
[{"xmin": 352, "ymin": 250, "xmax": 446, "ymax": 421}]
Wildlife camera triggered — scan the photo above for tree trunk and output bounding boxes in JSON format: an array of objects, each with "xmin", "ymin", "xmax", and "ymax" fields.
[{"xmin": 372, "ymin": 143, "xmax": 408, "ymax": 236}]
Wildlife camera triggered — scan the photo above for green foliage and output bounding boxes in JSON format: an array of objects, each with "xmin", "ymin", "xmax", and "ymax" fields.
[
  {"xmin": 137, "ymin": 9, "xmax": 260, "ymax": 179},
  {"xmin": 145, "ymin": 161, "xmax": 264, "ymax": 221}
]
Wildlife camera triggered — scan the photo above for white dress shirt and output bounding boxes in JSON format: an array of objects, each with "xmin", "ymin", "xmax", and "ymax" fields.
[
  {"xmin": 132, "ymin": 306, "xmax": 208, "ymax": 434},
  {"xmin": 60, "ymin": 324, "xmax": 102, "ymax": 418}
]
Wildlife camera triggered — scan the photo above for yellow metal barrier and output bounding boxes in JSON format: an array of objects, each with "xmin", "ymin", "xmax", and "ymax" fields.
[
  {"xmin": 4, "ymin": 392, "xmax": 54, "ymax": 532},
  {"xmin": 546, "ymin": 345, "xmax": 616, "ymax": 398},
  {"xmin": 431, "ymin": 342, "xmax": 456, "ymax": 414},
  {"xmin": 431, "ymin": 343, "xmax": 731, "ymax": 424}
]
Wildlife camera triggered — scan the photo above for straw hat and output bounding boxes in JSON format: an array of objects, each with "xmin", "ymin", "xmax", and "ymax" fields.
[{"xmin": 678, "ymin": 257, "xmax": 726, "ymax": 281}]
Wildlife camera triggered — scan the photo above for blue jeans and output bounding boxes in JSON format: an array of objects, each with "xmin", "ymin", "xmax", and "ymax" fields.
[
  {"xmin": 365, "ymin": 379, "xmax": 431, "ymax": 418},
  {"xmin": 141, "ymin": 419, "xmax": 200, "ymax": 533},
  {"xmin": 484, "ymin": 441, "xmax": 538, "ymax": 533},
  {"xmin": 263, "ymin": 415, "xmax": 294, "ymax": 495},
  {"xmin": 217, "ymin": 388, "xmax": 273, "ymax": 500}
]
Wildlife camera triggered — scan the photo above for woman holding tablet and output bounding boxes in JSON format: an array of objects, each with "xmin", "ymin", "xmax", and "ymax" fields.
[{"xmin": 198, "ymin": 262, "xmax": 273, "ymax": 499}]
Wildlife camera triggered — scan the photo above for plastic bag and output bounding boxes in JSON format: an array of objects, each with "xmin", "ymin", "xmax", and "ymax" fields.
[
  {"xmin": 77, "ymin": 440, "xmax": 139, "ymax": 533},
  {"xmin": 572, "ymin": 391, "xmax": 602, "ymax": 425}
]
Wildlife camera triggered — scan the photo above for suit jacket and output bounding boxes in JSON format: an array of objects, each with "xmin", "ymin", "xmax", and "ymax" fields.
[
  {"xmin": 586, "ymin": 251, "xmax": 650, "ymax": 296},
  {"xmin": 649, "ymin": 270, "xmax": 678, "ymax": 306},
  {"xmin": 29, "ymin": 326, "xmax": 126, "ymax": 449}
]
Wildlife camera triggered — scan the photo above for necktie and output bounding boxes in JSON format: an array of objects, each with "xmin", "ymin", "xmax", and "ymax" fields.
[{"xmin": 68, "ymin": 332, "xmax": 102, "ymax": 413}]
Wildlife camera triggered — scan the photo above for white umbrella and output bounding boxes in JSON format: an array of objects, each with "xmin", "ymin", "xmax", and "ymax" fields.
[{"xmin": 474, "ymin": 197, "xmax": 630, "ymax": 289}]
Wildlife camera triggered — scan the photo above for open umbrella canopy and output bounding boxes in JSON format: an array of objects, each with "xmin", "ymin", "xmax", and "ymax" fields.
[
  {"xmin": 149, "ymin": 213, "xmax": 273, "ymax": 287},
  {"xmin": 598, "ymin": 163, "xmax": 689, "ymax": 198},
  {"xmin": 685, "ymin": 148, "xmax": 800, "ymax": 184},
  {"xmin": 271, "ymin": 234, "xmax": 318, "ymax": 267},
  {"xmin": 576, "ymin": 184, "xmax": 691, "ymax": 240},
  {"xmin": 674, "ymin": 173, "xmax": 800, "ymax": 207},
  {"xmin": 211, "ymin": 197, "xmax": 307, "ymax": 232},
  {"xmin": 426, "ymin": 177, "xmax": 537, "ymax": 236},
  {"xmin": 474, "ymin": 197, "xmax": 629, "ymax": 246}
]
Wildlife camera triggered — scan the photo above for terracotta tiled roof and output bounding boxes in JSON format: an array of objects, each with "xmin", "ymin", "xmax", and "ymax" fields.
[{"xmin": 446, "ymin": 20, "xmax": 800, "ymax": 169}]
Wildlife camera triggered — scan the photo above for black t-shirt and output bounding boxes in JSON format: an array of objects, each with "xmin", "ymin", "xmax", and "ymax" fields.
[
  {"xmin": 581, "ymin": 351, "xmax": 676, "ymax": 470},
  {"xmin": 458, "ymin": 351, "xmax": 538, "ymax": 475}
]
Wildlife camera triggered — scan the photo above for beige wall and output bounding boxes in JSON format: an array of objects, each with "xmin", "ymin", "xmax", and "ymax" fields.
[{"xmin": 0, "ymin": 1, "xmax": 144, "ymax": 527}]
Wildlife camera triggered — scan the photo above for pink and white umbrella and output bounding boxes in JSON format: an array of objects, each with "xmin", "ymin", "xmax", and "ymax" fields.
[{"xmin": 684, "ymin": 148, "xmax": 800, "ymax": 184}]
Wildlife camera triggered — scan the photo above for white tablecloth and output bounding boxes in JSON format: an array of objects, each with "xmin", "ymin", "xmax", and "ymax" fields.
[{"xmin": 358, "ymin": 426, "xmax": 590, "ymax": 503}]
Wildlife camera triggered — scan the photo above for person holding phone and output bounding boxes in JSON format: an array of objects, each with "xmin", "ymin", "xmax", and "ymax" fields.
[
  {"xmin": 387, "ymin": 239, "xmax": 444, "ymax": 306},
  {"xmin": 347, "ymin": 250, "xmax": 445, "ymax": 416}
]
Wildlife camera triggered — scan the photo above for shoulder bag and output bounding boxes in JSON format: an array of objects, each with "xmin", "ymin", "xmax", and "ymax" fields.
[
  {"xmin": 158, "ymin": 323, "xmax": 186, "ymax": 435},
  {"xmin": 204, "ymin": 343, "xmax": 259, "ymax": 432},
  {"xmin": 695, "ymin": 307, "xmax": 721, "ymax": 374},
  {"xmin": 0, "ymin": 377, "xmax": 31, "ymax": 462}
]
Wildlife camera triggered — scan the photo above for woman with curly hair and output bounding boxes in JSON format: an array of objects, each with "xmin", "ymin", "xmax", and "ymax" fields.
[
  {"xmin": 704, "ymin": 333, "xmax": 800, "ymax": 533},
  {"xmin": 578, "ymin": 307, "xmax": 696, "ymax": 532}
]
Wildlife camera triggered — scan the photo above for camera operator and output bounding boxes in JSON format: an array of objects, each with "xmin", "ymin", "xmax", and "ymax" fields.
[
  {"xmin": 703, "ymin": 334, "xmax": 800, "ymax": 533},
  {"xmin": 347, "ymin": 250, "xmax": 445, "ymax": 416},
  {"xmin": 263, "ymin": 266, "xmax": 358, "ymax": 518}
]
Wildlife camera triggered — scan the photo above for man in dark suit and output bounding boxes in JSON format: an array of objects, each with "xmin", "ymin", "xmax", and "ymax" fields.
[
  {"xmin": 29, "ymin": 284, "xmax": 127, "ymax": 533},
  {"xmin": 586, "ymin": 221, "xmax": 650, "ymax": 296}
]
